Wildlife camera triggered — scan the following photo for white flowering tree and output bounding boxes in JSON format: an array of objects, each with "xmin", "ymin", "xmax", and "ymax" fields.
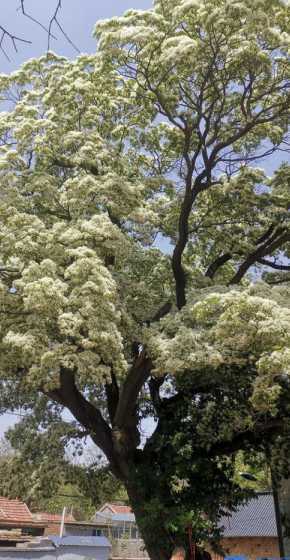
[{"xmin": 0, "ymin": 0, "xmax": 290, "ymax": 557}]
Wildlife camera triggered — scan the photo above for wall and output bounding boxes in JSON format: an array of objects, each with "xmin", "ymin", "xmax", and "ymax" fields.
[
  {"xmin": 0, "ymin": 544, "xmax": 111, "ymax": 560},
  {"xmin": 0, "ymin": 549, "xmax": 55, "ymax": 560},
  {"xmin": 44, "ymin": 525, "xmax": 96, "ymax": 538},
  {"xmin": 44, "ymin": 525, "xmax": 59, "ymax": 537},
  {"xmin": 211, "ymin": 537, "xmax": 279, "ymax": 560},
  {"xmin": 111, "ymin": 538, "xmax": 148, "ymax": 559}
]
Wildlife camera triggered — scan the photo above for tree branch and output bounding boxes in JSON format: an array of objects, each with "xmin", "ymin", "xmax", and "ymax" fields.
[
  {"xmin": 148, "ymin": 301, "xmax": 172, "ymax": 324},
  {"xmin": 53, "ymin": 157, "xmax": 99, "ymax": 176},
  {"xmin": 205, "ymin": 253, "xmax": 232, "ymax": 279},
  {"xmin": 0, "ymin": 25, "xmax": 31, "ymax": 62},
  {"xmin": 47, "ymin": 369, "xmax": 118, "ymax": 471},
  {"xmin": 229, "ymin": 230, "xmax": 290, "ymax": 284},
  {"xmin": 47, "ymin": 0, "xmax": 79, "ymax": 53},
  {"xmin": 105, "ymin": 373, "xmax": 119, "ymax": 425},
  {"xmin": 208, "ymin": 418, "xmax": 286, "ymax": 457},
  {"xmin": 149, "ymin": 376, "xmax": 165, "ymax": 412},
  {"xmin": 258, "ymin": 258, "xmax": 290, "ymax": 271},
  {"xmin": 114, "ymin": 351, "xmax": 151, "ymax": 433},
  {"xmin": 20, "ymin": 0, "xmax": 57, "ymax": 40},
  {"xmin": 172, "ymin": 153, "xmax": 195, "ymax": 310}
]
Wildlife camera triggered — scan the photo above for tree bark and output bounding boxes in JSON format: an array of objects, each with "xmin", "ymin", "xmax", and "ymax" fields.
[
  {"xmin": 278, "ymin": 477, "xmax": 290, "ymax": 555},
  {"xmin": 126, "ymin": 480, "xmax": 174, "ymax": 560}
]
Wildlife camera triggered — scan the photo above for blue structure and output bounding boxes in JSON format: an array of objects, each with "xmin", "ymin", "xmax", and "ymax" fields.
[{"xmin": 0, "ymin": 535, "xmax": 111, "ymax": 560}]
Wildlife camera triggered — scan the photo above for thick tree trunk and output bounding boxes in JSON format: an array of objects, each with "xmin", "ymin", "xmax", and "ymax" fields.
[
  {"xmin": 278, "ymin": 477, "xmax": 290, "ymax": 555},
  {"xmin": 125, "ymin": 478, "xmax": 176, "ymax": 560}
]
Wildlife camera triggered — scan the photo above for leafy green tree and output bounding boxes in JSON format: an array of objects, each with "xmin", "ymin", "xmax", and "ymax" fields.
[
  {"xmin": 0, "ymin": 0, "xmax": 290, "ymax": 557},
  {"xmin": 234, "ymin": 451, "xmax": 272, "ymax": 492},
  {"xmin": 0, "ymin": 415, "xmax": 124, "ymax": 517}
]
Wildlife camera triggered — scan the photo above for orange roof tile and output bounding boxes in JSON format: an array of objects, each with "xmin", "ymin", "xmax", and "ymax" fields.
[
  {"xmin": 35, "ymin": 512, "xmax": 75, "ymax": 523},
  {"xmin": 0, "ymin": 497, "xmax": 33, "ymax": 525},
  {"xmin": 105, "ymin": 503, "xmax": 132, "ymax": 514}
]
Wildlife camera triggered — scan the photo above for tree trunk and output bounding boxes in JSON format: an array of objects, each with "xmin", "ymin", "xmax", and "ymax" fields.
[
  {"xmin": 278, "ymin": 477, "xmax": 290, "ymax": 555},
  {"xmin": 125, "ymin": 478, "xmax": 176, "ymax": 560}
]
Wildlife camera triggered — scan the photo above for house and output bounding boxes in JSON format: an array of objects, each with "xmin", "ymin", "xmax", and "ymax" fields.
[
  {"xmin": 0, "ymin": 495, "xmax": 280, "ymax": 559},
  {"xmin": 0, "ymin": 500, "xmax": 112, "ymax": 560},
  {"xmin": 94, "ymin": 503, "xmax": 148, "ymax": 558},
  {"xmin": 32, "ymin": 512, "xmax": 75, "ymax": 537},
  {"xmin": 95, "ymin": 497, "xmax": 280, "ymax": 560},
  {"xmin": 94, "ymin": 503, "xmax": 139, "ymax": 538},
  {"xmin": 216, "ymin": 492, "xmax": 279, "ymax": 560},
  {"xmin": 0, "ymin": 498, "xmax": 46, "ymax": 546}
]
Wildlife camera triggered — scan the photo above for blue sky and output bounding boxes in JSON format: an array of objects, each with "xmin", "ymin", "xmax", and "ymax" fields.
[
  {"xmin": 0, "ymin": 0, "xmax": 152, "ymax": 72},
  {"xmin": 0, "ymin": 0, "xmax": 152, "ymax": 438}
]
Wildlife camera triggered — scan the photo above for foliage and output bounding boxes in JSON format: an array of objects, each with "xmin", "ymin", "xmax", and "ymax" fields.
[
  {"xmin": 0, "ymin": 0, "xmax": 290, "ymax": 557},
  {"xmin": 0, "ymin": 418, "xmax": 124, "ymax": 518},
  {"xmin": 234, "ymin": 451, "xmax": 272, "ymax": 491}
]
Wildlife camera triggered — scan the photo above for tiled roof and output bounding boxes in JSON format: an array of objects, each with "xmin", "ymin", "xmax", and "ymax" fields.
[
  {"xmin": 99, "ymin": 503, "xmax": 132, "ymax": 515},
  {"xmin": 220, "ymin": 492, "xmax": 277, "ymax": 538},
  {"xmin": 34, "ymin": 512, "xmax": 75, "ymax": 523},
  {"xmin": 95, "ymin": 511, "xmax": 135, "ymax": 523},
  {"xmin": 0, "ymin": 497, "xmax": 33, "ymax": 525},
  {"xmin": 97, "ymin": 494, "xmax": 277, "ymax": 536},
  {"xmin": 110, "ymin": 505, "xmax": 132, "ymax": 514}
]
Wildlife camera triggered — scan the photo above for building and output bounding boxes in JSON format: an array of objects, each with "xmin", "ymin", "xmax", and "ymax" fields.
[
  {"xmin": 94, "ymin": 503, "xmax": 148, "ymax": 558},
  {"xmin": 32, "ymin": 512, "xmax": 75, "ymax": 537},
  {"xmin": 95, "ymin": 503, "xmax": 139, "ymax": 538},
  {"xmin": 0, "ymin": 498, "xmax": 46, "ymax": 547},
  {"xmin": 95, "ymin": 497, "xmax": 280, "ymax": 560},
  {"xmin": 0, "ymin": 495, "xmax": 280, "ymax": 559},
  {"xmin": 0, "ymin": 536, "xmax": 111, "ymax": 560},
  {"xmin": 217, "ymin": 492, "xmax": 279, "ymax": 560}
]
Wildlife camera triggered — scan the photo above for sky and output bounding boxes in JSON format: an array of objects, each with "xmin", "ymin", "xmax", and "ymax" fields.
[
  {"xmin": 0, "ymin": 0, "xmax": 152, "ymax": 438},
  {"xmin": 0, "ymin": 0, "xmax": 152, "ymax": 73}
]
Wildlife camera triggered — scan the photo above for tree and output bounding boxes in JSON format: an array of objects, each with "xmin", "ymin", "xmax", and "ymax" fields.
[
  {"xmin": 0, "ymin": 1, "xmax": 78, "ymax": 61},
  {"xmin": 0, "ymin": 413, "xmax": 124, "ymax": 517},
  {"xmin": 0, "ymin": 0, "xmax": 290, "ymax": 557}
]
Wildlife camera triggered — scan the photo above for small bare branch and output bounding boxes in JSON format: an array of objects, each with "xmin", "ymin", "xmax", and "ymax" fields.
[
  {"xmin": 19, "ymin": 0, "xmax": 57, "ymax": 40},
  {"xmin": 0, "ymin": 1, "xmax": 79, "ymax": 60},
  {"xmin": 48, "ymin": 0, "xmax": 80, "ymax": 54},
  {"xmin": 0, "ymin": 25, "xmax": 31, "ymax": 61}
]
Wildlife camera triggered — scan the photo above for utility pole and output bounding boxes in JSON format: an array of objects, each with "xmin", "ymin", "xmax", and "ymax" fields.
[{"xmin": 59, "ymin": 507, "xmax": 66, "ymax": 538}]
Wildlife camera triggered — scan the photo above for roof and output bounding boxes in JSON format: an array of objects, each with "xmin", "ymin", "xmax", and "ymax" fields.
[
  {"xmin": 109, "ymin": 504, "xmax": 132, "ymax": 514},
  {"xmin": 220, "ymin": 492, "xmax": 277, "ymax": 538},
  {"xmin": 0, "ymin": 497, "xmax": 33, "ymax": 526},
  {"xmin": 96, "ymin": 494, "xmax": 278, "ymax": 536},
  {"xmin": 96, "ymin": 511, "xmax": 136, "ymax": 523},
  {"xmin": 50, "ymin": 535, "xmax": 111, "ymax": 548},
  {"xmin": 96, "ymin": 503, "xmax": 135, "ymax": 523},
  {"xmin": 34, "ymin": 512, "xmax": 75, "ymax": 523},
  {"xmin": 64, "ymin": 519, "xmax": 114, "ymax": 528},
  {"xmin": 99, "ymin": 503, "xmax": 132, "ymax": 515}
]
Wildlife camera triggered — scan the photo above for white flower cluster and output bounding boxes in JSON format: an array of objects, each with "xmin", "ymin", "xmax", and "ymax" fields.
[{"xmin": 145, "ymin": 282, "xmax": 290, "ymax": 413}]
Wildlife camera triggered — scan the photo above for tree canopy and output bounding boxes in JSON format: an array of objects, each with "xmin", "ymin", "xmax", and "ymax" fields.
[
  {"xmin": 0, "ymin": 418, "xmax": 123, "ymax": 517},
  {"xmin": 0, "ymin": 0, "xmax": 290, "ymax": 557}
]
